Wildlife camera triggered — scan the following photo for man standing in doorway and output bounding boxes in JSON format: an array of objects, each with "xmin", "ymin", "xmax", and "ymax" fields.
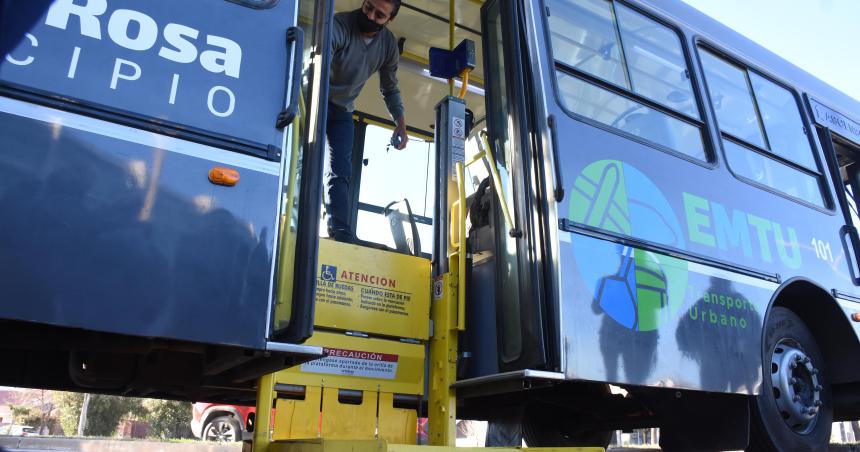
[{"xmin": 327, "ymin": 0, "xmax": 408, "ymax": 243}]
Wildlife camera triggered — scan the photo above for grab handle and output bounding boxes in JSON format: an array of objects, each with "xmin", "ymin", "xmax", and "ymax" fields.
[
  {"xmin": 547, "ymin": 115, "xmax": 565, "ymax": 202},
  {"xmin": 276, "ymin": 27, "xmax": 305, "ymax": 130}
]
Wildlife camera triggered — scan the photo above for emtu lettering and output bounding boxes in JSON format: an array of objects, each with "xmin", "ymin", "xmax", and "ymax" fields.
[{"xmin": 683, "ymin": 192, "xmax": 801, "ymax": 268}]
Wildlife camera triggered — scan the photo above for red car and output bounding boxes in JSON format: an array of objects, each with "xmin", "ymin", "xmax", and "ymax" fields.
[
  {"xmin": 191, "ymin": 403, "xmax": 427, "ymax": 443},
  {"xmin": 191, "ymin": 402, "xmax": 255, "ymax": 442}
]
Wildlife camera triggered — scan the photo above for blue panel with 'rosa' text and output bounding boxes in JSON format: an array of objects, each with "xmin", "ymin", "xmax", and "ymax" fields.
[{"xmin": 0, "ymin": 0, "xmax": 291, "ymax": 154}]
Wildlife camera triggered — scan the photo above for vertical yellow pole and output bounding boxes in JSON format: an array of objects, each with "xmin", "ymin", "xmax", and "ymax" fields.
[
  {"xmin": 448, "ymin": 0, "xmax": 456, "ymax": 95},
  {"xmin": 428, "ymin": 162, "xmax": 468, "ymax": 446},
  {"xmin": 252, "ymin": 373, "xmax": 276, "ymax": 452},
  {"xmin": 428, "ymin": 259, "xmax": 459, "ymax": 446}
]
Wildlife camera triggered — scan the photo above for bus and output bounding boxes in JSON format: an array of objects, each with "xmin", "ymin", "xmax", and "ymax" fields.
[
  {"xmin": 3, "ymin": 0, "xmax": 860, "ymax": 451},
  {"xmin": 454, "ymin": 0, "xmax": 860, "ymax": 450},
  {"xmin": 0, "ymin": 0, "xmax": 326, "ymax": 404},
  {"xmin": 297, "ymin": 0, "xmax": 859, "ymax": 450}
]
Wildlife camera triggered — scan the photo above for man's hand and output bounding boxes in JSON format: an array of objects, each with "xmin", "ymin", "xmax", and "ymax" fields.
[{"xmin": 393, "ymin": 116, "xmax": 408, "ymax": 150}]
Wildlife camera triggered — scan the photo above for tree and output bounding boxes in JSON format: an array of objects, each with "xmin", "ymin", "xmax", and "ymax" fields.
[
  {"xmin": 7, "ymin": 390, "xmax": 58, "ymax": 435},
  {"xmin": 55, "ymin": 392, "xmax": 84, "ymax": 436},
  {"xmin": 143, "ymin": 399, "xmax": 193, "ymax": 440},
  {"xmin": 10, "ymin": 405, "xmax": 42, "ymax": 427},
  {"xmin": 54, "ymin": 392, "xmax": 145, "ymax": 437}
]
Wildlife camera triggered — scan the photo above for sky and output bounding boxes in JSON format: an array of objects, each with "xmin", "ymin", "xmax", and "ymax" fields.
[{"xmin": 681, "ymin": 0, "xmax": 860, "ymax": 103}]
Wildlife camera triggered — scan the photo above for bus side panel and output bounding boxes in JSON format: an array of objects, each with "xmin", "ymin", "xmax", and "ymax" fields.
[
  {"xmin": 521, "ymin": 0, "xmax": 854, "ymax": 393},
  {"xmin": 558, "ymin": 231, "xmax": 772, "ymax": 392},
  {"xmin": 548, "ymin": 117, "xmax": 847, "ymax": 392},
  {"xmin": 0, "ymin": 101, "xmax": 278, "ymax": 348},
  {"xmin": 0, "ymin": 0, "xmax": 292, "ymax": 151}
]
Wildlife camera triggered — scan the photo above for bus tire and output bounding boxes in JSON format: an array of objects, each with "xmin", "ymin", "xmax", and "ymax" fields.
[
  {"xmin": 749, "ymin": 307, "xmax": 832, "ymax": 452},
  {"xmin": 522, "ymin": 406, "xmax": 613, "ymax": 448}
]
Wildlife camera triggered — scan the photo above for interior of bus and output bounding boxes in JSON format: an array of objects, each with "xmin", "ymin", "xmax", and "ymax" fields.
[
  {"xmin": 306, "ymin": 0, "xmax": 487, "ymax": 253},
  {"xmin": 284, "ymin": 0, "xmax": 606, "ymax": 446}
]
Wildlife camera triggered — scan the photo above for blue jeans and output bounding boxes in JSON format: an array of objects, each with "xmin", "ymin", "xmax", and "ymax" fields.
[{"xmin": 325, "ymin": 103, "xmax": 355, "ymax": 241}]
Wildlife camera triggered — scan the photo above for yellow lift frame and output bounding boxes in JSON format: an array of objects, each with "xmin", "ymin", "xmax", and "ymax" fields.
[{"xmin": 251, "ymin": 2, "xmax": 602, "ymax": 451}]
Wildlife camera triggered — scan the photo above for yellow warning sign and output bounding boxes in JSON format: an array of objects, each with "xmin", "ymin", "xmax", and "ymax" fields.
[{"xmin": 315, "ymin": 239, "xmax": 431, "ymax": 340}]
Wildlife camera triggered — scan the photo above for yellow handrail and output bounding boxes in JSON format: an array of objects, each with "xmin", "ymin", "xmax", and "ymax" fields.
[
  {"xmin": 465, "ymin": 151, "xmax": 484, "ymax": 168},
  {"xmin": 456, "ymin": 161, "xmax": 467, "ymax": 331},
  {"xmin": 457, "ymin": 68, "xmax": 471, "ymax": 99},
  {"xmin": 448, "ymin": 0, "xmax": 456, "ymax": 96},
  {"xmin": 478, "ymin": 132, "xmax": 516, "ymax": 234}
]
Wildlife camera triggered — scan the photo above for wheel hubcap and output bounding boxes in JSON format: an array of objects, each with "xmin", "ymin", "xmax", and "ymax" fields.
[
  {"xmin": 770, "ymin": 340, "xmax": 822, "ymax": 434},
  {"xmin": 206, "ymin": 422, "xmax": 236, "ymax": 442}
]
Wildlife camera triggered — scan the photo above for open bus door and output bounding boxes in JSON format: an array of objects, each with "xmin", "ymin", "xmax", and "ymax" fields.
[
  {"xmin": 810, "ymin": 99, "xmax": 860, "ymax": 288},
  {"xmin": 0, "ymin": 0, "xmax": 333, "ymax": 400},
  {"xmin": 809, "ymin": 97, "xmax": 860, "ymax": 423},
  {"xmin": 476, "ymin": 0, "xmax": 555, "ymax": 374}
]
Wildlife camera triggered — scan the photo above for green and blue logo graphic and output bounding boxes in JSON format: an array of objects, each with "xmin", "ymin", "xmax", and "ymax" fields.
[{"xmin": 569, "ymin": 160, "xmax": 688, "ymax": 331}]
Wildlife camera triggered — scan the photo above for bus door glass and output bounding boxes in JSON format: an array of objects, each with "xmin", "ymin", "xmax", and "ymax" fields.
[
  {"xmin": 481, "ymin": 0, "xmax": 552, "ymax": 371},
  {"xmin": 818, "ymin": 128, "xmax": 860, "ymax": 283},
  {"xmin": 0, "ymin": 1, "xmax": 321, "ymax": 348},
  {"xmin": 271, "ymin": 0, "xmax": 336, "ymax": 342},
  {"xmin": 808, "ymin": 96, "xmax": 860, "ymax": 285}
]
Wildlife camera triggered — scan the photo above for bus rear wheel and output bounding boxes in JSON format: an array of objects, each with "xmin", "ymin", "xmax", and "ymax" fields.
[{"xmin": 749, "ymin": 307, "xmax": 832, "ymax": 451}]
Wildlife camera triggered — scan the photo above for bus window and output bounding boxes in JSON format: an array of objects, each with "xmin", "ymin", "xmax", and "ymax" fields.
[
  {"xmin": 615, "ymin": 3, "xmax": 699, "ymax": 118},
  {"xmin": 698, "ymin": 50, "xmax": 766, "ymax": 148},
  {"xmin": 723, "ymin": 139, "xmax": 824, "ymax": 207},
  {"xmin": 699, "ymin": 48, "xmax": 826, "ymax": 207},
  {"xmin": 749, "ymin": 73, "xmax": 816, "ymax": 169},
  {"xmin": 547, "ymin": 0, "xmax": 706, "ymax": 161},
  {"xmin": 548, "ymin": 0, "xmax": 627, "ymax": 88},
  {"xmin": 556, "ymin": 73, "xmax": 705, "ymax": 159},
  {"xmin": 355, "ymin": 124, "xmax": 434, "ymax": 252}
]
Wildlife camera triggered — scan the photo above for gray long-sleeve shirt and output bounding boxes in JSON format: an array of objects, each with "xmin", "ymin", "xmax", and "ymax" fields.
[{"xmin": 329, "ymin": 10, "xmax": 404, "ymax": 120}]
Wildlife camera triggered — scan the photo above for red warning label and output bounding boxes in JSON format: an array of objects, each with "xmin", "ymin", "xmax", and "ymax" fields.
[{"xmin": 301, "ymin": 347, "xmax": 399, "ymax": 379}]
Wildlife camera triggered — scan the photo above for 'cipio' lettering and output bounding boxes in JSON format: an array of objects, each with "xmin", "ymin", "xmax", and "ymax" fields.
[
  {"xmin": 1, "ymin": 0, "xmax": 245, "ymax": 119},
  {"xmin": 45, "ymin": 0, "xmax": 242, "ymax": 77}
]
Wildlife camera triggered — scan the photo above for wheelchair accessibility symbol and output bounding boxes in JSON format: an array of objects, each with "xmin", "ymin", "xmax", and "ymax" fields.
[{"xmin": 320, "ymin": 264, "xmax": 337, "ymax": 282}]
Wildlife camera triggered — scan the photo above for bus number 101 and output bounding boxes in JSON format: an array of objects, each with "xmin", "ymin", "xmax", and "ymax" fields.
[{"xmin": 811, "ymin": 238, "xmax": 834, "ymax": 263}]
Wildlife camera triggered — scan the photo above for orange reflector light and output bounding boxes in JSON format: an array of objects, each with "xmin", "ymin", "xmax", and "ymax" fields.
[
  {"xmin": 209, "ymin": 167, "xmax": 239, "ymax": 186},
  {"xmin": 852, "ymin": 313, "xmax": 860, "ymax": 322}
]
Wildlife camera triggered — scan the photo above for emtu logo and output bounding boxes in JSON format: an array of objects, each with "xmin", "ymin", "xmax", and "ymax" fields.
[
  {"xmin": 569, "ymin": 160, "xmax": 688, "ymax": 331},
  {"xmin": 320, "ymin": 264, "xmax": 337, "ymax": 282}
]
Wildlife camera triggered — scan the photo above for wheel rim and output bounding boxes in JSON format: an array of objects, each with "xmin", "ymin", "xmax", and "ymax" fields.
[
  {"xmin": 205, "ymin": 421, "xmax": 237, "ymax": 442},
  {"xmin": 770, "ymin": 339, "xmax": 823, "ymax": 434}
]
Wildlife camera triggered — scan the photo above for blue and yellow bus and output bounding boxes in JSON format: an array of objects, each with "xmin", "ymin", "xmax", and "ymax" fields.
[
  {"xmin": 454, "ymin": 0, "xmax": 860, "ymax": 450},
  {"xmin": 0, "ymin": 0, "xmax": 326, "ymax": 404},
  {"xmin": 3, "ymin": 0, "xmax": 860, "ymax": 450}
]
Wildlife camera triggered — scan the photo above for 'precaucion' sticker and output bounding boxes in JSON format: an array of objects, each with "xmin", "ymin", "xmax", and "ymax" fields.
[{"xmin": 301, "ymin": 347, "xmax": 399, "ymax": 379}]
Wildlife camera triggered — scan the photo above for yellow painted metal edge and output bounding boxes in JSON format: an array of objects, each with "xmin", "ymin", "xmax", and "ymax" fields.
[
  {"xmin": 391, "ymin": 447, "xmax": 604, "ymax": 452},
  {"xmin": 253, "ymin": 373, "xmax": 277, "ymax": 452},
  {"xmin": 267, "ymin": 439, "xmax": 604, "ymax": 452}
]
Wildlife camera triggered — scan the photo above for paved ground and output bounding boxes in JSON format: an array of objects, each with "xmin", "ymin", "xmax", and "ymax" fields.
[
  {"xmin": 1, "ymin": 437, "xmax": 857, "ymax": 451},
  {"xmin": 0, "ymin": 436, "xmax": 240, "ymax": 452},
  {"xmin": 608, "ymin": 448, "xmax": 859, "ymax": 451}
]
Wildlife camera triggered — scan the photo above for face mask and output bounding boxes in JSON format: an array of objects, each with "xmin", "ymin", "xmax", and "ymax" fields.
[{"xmin": 356, "ymin": 9, "xmax": 385, "ymax": 34}]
